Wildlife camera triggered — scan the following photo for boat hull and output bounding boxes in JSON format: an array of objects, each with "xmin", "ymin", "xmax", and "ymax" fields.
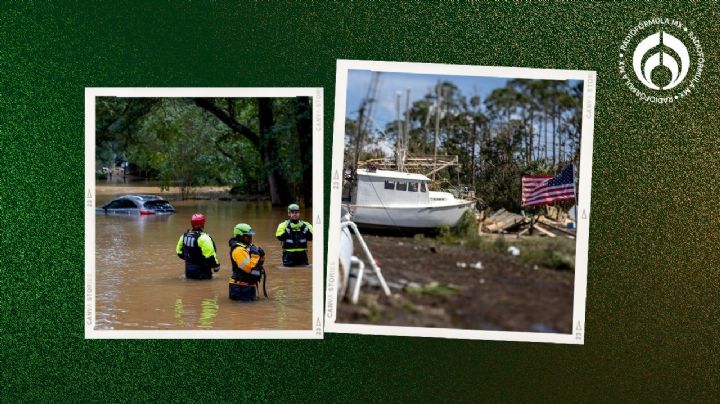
[{"xmin": 347, "ymin": 201, "xmax": 474, "ymax": 229}]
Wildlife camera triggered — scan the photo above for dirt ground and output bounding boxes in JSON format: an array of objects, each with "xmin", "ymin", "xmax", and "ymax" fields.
[{"xmin": 336, "ymin": 234, "xmax": 575, "ymax": 333}]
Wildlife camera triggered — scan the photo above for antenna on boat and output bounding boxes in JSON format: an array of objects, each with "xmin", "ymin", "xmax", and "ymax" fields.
[
  {"xmin": 404, "ymin": 88, "xmax": 411, "ymax": 170},
  {"xmin": 395, "ymin": 88, "xmax": 411, "ymax": 172},
  {"xmin": 395, "ymin": 91, "xmax": 403, "ymax": 171},
  {"xmin": 432, "ymin": 81, "xmax": 443, "ymax": 181}
]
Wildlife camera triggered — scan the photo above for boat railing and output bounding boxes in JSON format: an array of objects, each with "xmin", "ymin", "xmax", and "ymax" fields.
[{"xmin": 338, "ymin": 218, "xmax": 391, "ymax": 303}]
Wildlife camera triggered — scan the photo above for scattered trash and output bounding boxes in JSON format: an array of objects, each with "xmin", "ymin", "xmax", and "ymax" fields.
[
  {"xmin": 508, "ymin": 246, "xmax": 520, "ymax": 256},
  {"xmin": 530, "ymin": 323, "xmax": 558, "ymax": 333},
  {"xmin": 398, "ymin": 241, "xmax": 404, "ymax": 246},
  {"xmin": 533, "ymin": 265, "xmax": 539, "ymax": 271},
  {"xmin": 406, "ymin": 282, "xmax": 459, "ymax": 297},
  {"xmin": 457, "ymin": 261, "xmax": 482, "ymax": 269},
  {"xmin": 386, "ymin": 281, "xmax": 405, "ymax": 290},
  {"xmin": 479, "ymin": 278, "xmax": 485, "ymax": 284}
]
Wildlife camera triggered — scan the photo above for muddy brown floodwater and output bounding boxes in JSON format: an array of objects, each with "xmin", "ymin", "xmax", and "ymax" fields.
[{"xmin": 94, "ymin": 187, "xmax": 313, "ymax": 331}]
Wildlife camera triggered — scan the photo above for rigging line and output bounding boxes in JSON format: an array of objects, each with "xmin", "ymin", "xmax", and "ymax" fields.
[{"xmin": 369, "ymin": 178, "xmax": 400, "ymax": 229}]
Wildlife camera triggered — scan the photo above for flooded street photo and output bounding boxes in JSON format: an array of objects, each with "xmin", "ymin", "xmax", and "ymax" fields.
[
  {"xmin": 88, "ymin": 90, "xmax": 321, "ymax": 337},
  {"xmin": 95, "ymin": 187, "xmax": 313, "ymax": 331}
]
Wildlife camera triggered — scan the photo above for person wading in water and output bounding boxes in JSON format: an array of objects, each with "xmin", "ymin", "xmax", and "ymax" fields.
[
  {"xmin": 228, "ymin": 223, "xmax": 267, "ymax": 301},
  {"xmin": 176, "ymin": 213, "xmax": 220, "ymax": 279},
  {"xmin": 275, "ymin": 203, "xmax": 313, "ymax": 267}
]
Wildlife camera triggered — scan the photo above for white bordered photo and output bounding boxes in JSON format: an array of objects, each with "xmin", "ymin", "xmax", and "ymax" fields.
[
  {"xmin": 85, "ymin": 88, "xmax": 324, "ymax": 339},
  {"xmin": 325, "ymin": 60, "xmax": 595, "ymax": 344}
]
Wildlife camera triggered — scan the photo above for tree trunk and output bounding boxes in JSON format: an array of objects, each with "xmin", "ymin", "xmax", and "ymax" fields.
[
  {"xmin": 552, "ymin": 103, "xmax": 557, "ymax": 166},
  {"xmin": 543, "ymin": 112, "xmax": 548, "ymax": 161},
  {"xmin": 471, "ymin": 122, "xmax": 476, "ymax": 190},
  {"xmin": 294, "ymin": 97, "xmax": 313, "ymax": 207},
  {"xmin": 525, "ymin": 123, "xmax": 530, "ymax": 164},
  {"xmin": 258, "ymin": 98, "xmax": 292, "ymax": 206},
  {"xmin": 528, "ymin": 109, "xmax": 534, "ymax": 163},
  {"xmin": 559, "ymin": 124, "xmax": 564, "ymax": 163},
  {"xmin": 194, "ymin": 97, "xmax": 295, "ymax": 206}
]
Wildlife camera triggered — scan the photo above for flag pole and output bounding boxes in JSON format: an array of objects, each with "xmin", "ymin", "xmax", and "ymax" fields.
[{"xmin": 529, "ymin": 211, "xmax": 535, "ymax": 236}]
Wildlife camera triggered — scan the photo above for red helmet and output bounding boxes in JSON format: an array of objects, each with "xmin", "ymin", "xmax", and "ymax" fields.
[{"xmin": 190, "ymin": 213, "xmax": 206, "ymax": 228}]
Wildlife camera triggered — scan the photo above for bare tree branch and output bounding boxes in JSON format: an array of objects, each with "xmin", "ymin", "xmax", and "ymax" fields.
[{"xmin": 193, "ymin": 98, "xmax": 259, "ymax": 146}]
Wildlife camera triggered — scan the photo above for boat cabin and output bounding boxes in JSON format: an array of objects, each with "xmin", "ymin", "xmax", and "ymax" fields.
[{"xmin": 352, "ymin": 169, "xmax": 431, "ymax": 206}]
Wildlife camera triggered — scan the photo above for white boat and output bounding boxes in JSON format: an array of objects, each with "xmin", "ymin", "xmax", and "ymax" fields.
[{"xmin": 346, "ymin": 168, "xmax": 475, "ymax": 229}]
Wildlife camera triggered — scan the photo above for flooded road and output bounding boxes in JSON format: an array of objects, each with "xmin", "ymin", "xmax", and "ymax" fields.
[{"xmin": 95, "ymin": 193, "xmax": 313, "ymax": 331}]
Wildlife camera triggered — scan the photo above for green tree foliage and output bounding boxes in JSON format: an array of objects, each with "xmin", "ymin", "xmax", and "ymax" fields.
[
  {"xmin": 193, "ymin": 97, "xmax": 312, "ymax": 205},
  {"xmin": 129, "ymin": 99, "xmax": 253, "ymax": 199},
  {"xmin": 95, "ymin": 97, "xmax": 159, "ymax": 170},
  {"xmin": 95, "ymin": 97, "xmax": 312, "ymax": 205}
]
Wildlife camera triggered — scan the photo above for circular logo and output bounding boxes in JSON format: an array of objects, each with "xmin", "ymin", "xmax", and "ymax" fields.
[{"xmin": 619, "ymin": 18, "xmax": 704, "ymax": 103}]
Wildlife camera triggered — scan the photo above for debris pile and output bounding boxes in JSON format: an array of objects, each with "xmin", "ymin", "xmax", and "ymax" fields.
[{"xmin": 480, "ymin": 209, "xmax": 576, "ymax": 239}]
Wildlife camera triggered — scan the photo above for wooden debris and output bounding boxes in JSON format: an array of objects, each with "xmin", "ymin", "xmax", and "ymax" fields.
[
  {"xmin": 481, "ymin": 209, "xmax": 576, "ymax": 239},
  {"xmin": 532, "ymin": 223, "xmax": 557, "ymax": 238},
  {"xmin": 482, "ymin": 209, "xmax": 529, "ymax": 233},
  {"xmin": 537, "ymin": 216, "xmax": 577, "ymax": 238}
]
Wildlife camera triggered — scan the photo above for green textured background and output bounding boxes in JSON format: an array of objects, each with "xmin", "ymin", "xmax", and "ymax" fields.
[{"xmin": 2, "ymin": 1, "xmax": 719, "ymax": 401}]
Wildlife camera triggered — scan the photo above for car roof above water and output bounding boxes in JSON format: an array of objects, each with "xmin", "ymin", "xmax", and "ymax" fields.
[{"xmin": 118, "ymin": 194, "xmax": 165, "ymax": 201}]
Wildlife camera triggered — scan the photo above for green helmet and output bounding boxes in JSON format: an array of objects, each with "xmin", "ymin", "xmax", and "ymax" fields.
[
  {"xmin": 233, "ymin": 223, "xmax": 255, "ymax": 237},
  {"xmin": 288, "ymin": 203, "xmax": 300, "ymax": 212}
]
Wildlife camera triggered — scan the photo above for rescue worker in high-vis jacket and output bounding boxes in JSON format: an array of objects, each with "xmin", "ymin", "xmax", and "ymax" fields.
[
  {"xmin": 176, "ymin": 213, "xmax": 220, "ymax": 279},
  {"xmin": 228, "ymin": 223, "xmax": 265, "ymax": 301},
  {"xmin": 275, "ymin": 203, "xmax": 313, "ymax": 267}
]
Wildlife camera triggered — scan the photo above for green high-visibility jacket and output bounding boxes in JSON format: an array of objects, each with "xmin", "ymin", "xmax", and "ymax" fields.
[
  {"xmin": 176, "ymin": 230, "xmax": 219, "ymax": 265},
  {"xmin": 275, "ymin": 220, "xmax": 313, "ymax": 252}
]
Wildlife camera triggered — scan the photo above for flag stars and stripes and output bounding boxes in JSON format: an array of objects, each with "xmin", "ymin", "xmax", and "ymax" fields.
[{"xmin": 521, "ymin": 165, "xmax": 576, "ymax": 207}]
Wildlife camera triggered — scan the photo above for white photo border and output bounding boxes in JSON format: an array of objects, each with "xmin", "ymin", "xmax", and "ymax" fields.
[
  {"xmin": 85, "ymin": 87, "xmax": 324, "ymax": 339},
  {"xmin": 325, "ymin": 60, "xmax": 595, "ymax": 344}
]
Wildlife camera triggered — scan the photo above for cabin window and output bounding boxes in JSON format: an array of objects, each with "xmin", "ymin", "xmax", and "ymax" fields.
[
  {"xmin": 384, "ymin": 180, "xmax": 395, "ymax": 190},
  {"xmin": 420, "ymin": 182, "xmax": 427, "ymax": 192},
  {"xmin": 408, "ymin": 182, "xmax": 418, "ymax": 192},
  {"xmin": 396, "ymin": 181, "xmax": 407, "ymax": 191}
]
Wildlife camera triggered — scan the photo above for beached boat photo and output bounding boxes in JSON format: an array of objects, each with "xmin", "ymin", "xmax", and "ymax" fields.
[{"xmin": 345, "ymin": 167, "xmax": 474, "ymax": 229}]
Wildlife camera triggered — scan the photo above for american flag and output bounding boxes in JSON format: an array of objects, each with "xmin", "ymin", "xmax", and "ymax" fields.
[{"xmin": 521, "ymin": 164, "xmax": 576, "ymax": 207}]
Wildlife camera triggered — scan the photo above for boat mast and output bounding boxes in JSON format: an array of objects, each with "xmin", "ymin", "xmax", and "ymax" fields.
[
  {"xmin": 395, "ymin": 91, "xmax": 403, "ymax": 171},
  {"xmin": 352, "ymin": 72, "xmax": 381, "ymax": 177},
  {"xmin": 404, "ymin": 88, "xmax": 411, "ymax": 170},
  {"xmin": 432, "ymin": 82, "xmax": 443, "ymax": 181},
  {"xmin": 395, "ymin": 89, "xmax": 411, "ymax": 172},
  {"xmin": 352, "ymin": 103, "xmax": 365, "ymax": 176}
]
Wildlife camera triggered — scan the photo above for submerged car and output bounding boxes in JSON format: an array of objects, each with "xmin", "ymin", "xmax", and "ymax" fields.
[{"xmin": 97, "ymin": 195, "xmax": 175, "ymax": 215}]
